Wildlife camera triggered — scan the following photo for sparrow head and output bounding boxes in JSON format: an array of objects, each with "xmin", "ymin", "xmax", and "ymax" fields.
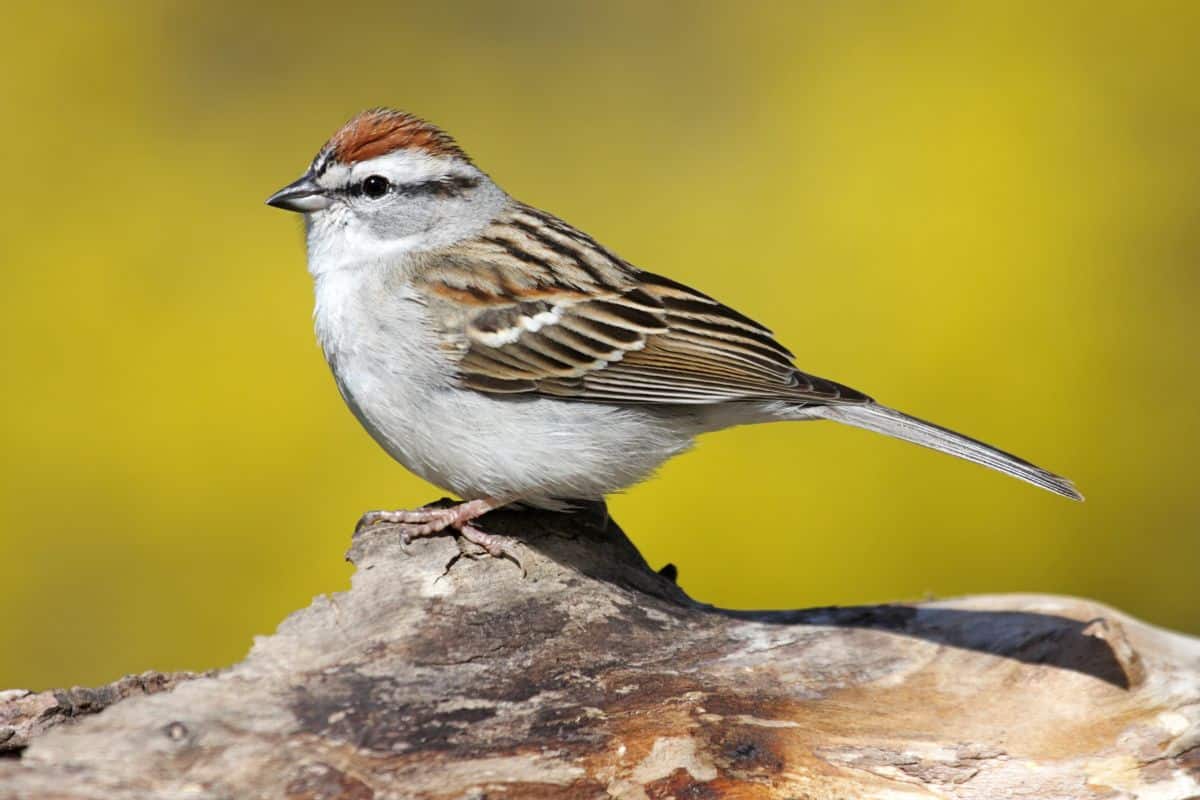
[{"xmin": 267, "ymin": 108, "xmax": 507, "ymax": 272}]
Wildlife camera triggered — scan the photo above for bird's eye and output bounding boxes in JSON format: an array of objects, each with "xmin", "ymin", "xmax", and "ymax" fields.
[{"xmin": 361, "ymin": 175, "xmax": 391, "ymax": 199}]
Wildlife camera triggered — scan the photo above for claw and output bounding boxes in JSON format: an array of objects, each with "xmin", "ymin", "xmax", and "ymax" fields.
[
  {"xmin": 459, "ymin": 523, "xmax": 524, "ymax": 575},
  {"xmin": 357, "ymin": 506, "xmax": 456, "ymax": 534},
  {"xmin": 352, "ymin": 498, "xmax": 520, "ymax": 570}
]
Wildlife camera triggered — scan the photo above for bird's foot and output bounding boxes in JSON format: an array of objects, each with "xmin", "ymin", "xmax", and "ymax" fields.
[
  {"xmin": 356, "ymin": 502, "xmax": 474, "ymax": 539},
  {"xmin": 355, "ymin": 498, "xmax": 521, "ymax": 568},
  {"xmin": 454, "ymin": 521, "xmax": 510, "ymax": 558}
]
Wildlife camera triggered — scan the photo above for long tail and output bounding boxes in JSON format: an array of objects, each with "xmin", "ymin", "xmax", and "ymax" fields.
[{"xmin": 815, "ymin": 403, "xmax": 1082, "ymax": 500}]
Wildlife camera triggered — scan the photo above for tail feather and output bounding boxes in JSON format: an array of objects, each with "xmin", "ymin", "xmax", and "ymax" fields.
[{"xmin": 816, "ymin": 403, "xmax": 1082, "ymax": 500}]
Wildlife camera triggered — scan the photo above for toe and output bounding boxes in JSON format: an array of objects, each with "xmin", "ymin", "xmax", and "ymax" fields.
[
  {"xmin": 355, "ymin": 506, "xmax": 453, "ymax": 534},
  {"xmin": 355, "ymin": 511, "xmax": 386, "ymax": 535}
]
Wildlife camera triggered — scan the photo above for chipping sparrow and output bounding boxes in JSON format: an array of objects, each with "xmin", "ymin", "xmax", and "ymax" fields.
[{"xmin": 267, "ymin": 108, "xmax": 1080, "ymax": 556}]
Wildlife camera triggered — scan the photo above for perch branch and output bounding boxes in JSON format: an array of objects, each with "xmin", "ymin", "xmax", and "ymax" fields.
[{"xmin": 2, "ymin": 503, "xmax": 1198, "ymax": 799}]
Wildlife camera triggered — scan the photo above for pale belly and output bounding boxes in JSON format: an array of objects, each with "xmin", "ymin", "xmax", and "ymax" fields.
[
  {"xmin": 315, "ymin": 268, "xmax": 702, "ymax": 507},
  {"xmin": 334, "ymin": 362, "xmax": 700, "ymax": 506}
]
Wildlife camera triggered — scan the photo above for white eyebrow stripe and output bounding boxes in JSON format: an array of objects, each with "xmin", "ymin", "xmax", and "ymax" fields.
[{"xmin": 350, "ymin": 151, "xmax": 462, "ymax": 186}]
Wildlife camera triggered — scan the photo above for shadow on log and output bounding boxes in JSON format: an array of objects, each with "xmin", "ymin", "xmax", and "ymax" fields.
[{"xmin": 2, "ymin": 503, "xmax": 1198, "ymax": 798}]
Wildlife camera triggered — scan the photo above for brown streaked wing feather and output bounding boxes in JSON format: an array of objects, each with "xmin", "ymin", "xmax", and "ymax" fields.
[
  {"xmin": 544, "ymin": 270, "xmax": 869, "ymax": 405},
  {"xmin": 420, "ymin": 209, "xmax": 870, "ymax": 406}
]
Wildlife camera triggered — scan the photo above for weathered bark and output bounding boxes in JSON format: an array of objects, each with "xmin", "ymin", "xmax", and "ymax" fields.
[
  {"xmin": 2, "ymin": 503, "xmax": 1198, "ymax": 799},
  {"xmin": 0, "ymin": 671, "xmax": 202, "ymax": 757}
]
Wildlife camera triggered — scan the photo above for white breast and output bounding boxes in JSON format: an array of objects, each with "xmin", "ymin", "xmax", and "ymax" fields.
[
  {"xmin": 313, "ymin": 262, "xmax": 453, "ymax": 449},
  {"xmin": 310, "ymin": 265, "xmax": 703, "ymax": 508}
]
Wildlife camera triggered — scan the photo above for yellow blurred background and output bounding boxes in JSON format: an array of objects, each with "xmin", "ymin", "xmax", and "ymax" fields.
[{"xmin": 2, "ymin": 1, "xmax": 1197, "ymax": 690}]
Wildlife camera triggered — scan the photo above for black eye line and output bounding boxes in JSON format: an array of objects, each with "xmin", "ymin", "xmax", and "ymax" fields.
[{"xmin": 342, "ymin": 174, "xmax": 480, "ymax": 200}]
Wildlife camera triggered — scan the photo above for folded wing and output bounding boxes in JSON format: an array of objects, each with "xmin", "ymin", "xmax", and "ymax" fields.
[{"xmin": 419, "ymin": 205, "xmax": 869, "ymax": 407}]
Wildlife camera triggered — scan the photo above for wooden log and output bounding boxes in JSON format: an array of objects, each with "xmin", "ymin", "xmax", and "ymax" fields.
[{"xmin": 2, "ymin": 503, "xmax": 1198, "ymax": 798}]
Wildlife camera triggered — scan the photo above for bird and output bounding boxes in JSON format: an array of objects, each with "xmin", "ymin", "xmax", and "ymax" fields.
[{"xmin": 266, "ymin": 108, "xmax": 1080, "ymax": 557}]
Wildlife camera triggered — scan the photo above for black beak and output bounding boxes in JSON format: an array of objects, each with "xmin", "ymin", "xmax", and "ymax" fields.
[{"xmin": 265, "ymin": 174, "xmax": 331, "ymax": 212}]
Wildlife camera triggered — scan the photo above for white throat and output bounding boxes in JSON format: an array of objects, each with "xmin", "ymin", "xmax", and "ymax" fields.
[{"xmin": 305, "ymin": 213, "xmax": 430, "ymax": 277}]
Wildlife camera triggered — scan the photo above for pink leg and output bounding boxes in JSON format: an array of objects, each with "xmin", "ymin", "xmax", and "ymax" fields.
[
  {"xmin": 355, "ymin": 498, "xmax": 519, "ymax": 561},
  {"xmin": 457, "ymin": 522, "xmax": 513, "ymax": 558}
]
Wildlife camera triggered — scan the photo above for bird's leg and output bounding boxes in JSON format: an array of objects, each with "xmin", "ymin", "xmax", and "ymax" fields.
[
  {"xmin": 356, "ymin": 497, "xmax": 504, "ymax": 537},
  {"xmin": 457, "ymin": 522, "xmax": 514, "ymax": 558},
  {"xmin": 355, "ymin": 498, "xmax": 520, "ymax": 562}
]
